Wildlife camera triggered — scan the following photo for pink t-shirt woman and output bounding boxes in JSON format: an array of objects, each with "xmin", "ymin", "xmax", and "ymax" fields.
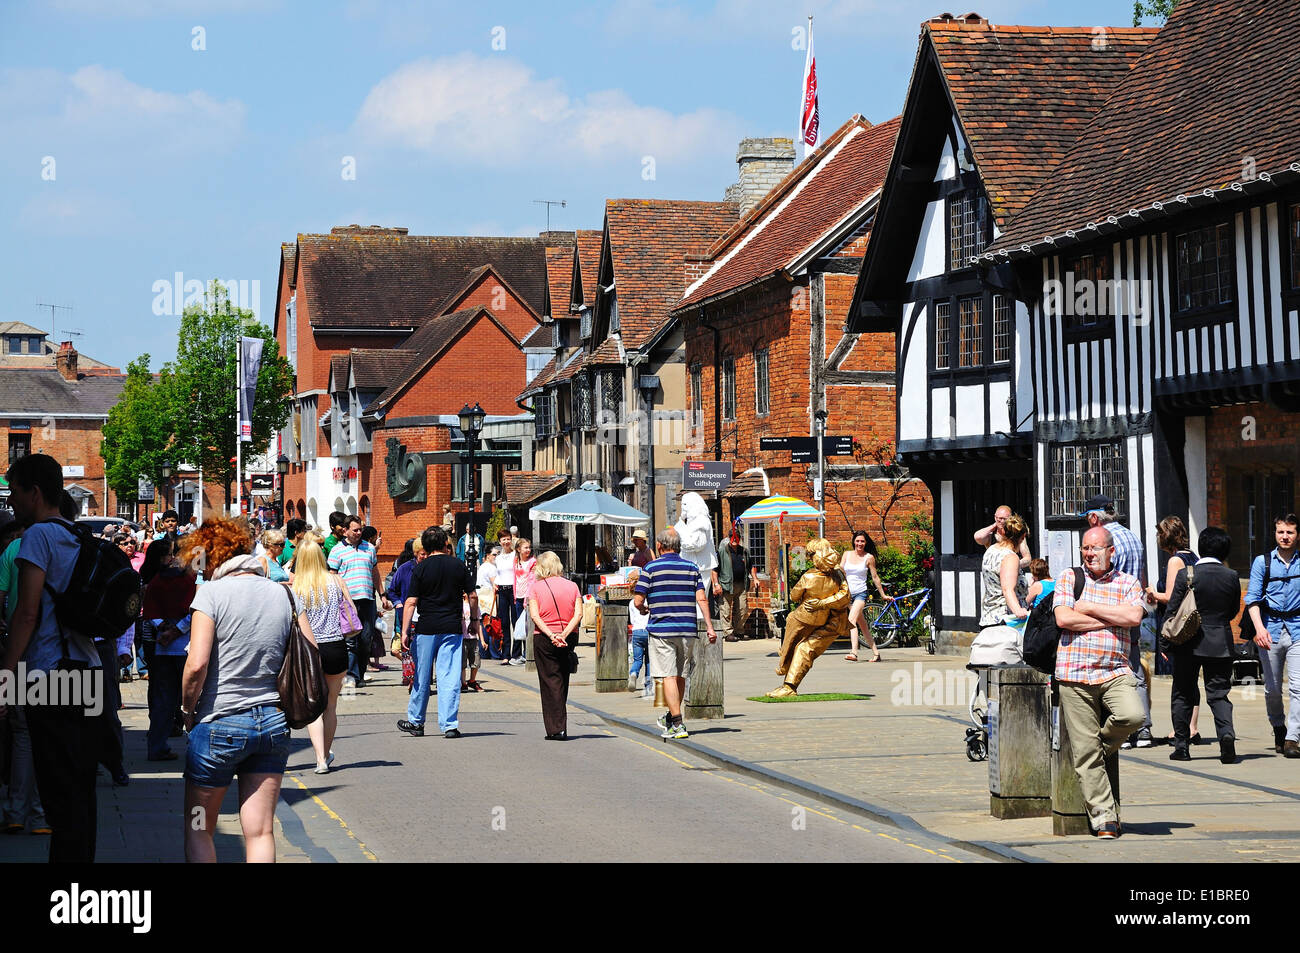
[{"xmin": 513, "ymin": 540, "xmax": 536, "ymax": 603}]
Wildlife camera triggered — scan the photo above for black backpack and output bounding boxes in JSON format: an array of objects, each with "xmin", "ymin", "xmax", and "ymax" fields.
[
  {"xmin": 1022, "ymin": 566, "xmax": 1086, "ymax": 675},
  {"xmin": 39, "ymin": 518, "xmax": 143, "ymax": 645}
]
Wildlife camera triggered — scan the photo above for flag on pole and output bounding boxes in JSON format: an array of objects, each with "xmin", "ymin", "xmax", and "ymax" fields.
[
  {"xmin": 239, "ymin": 336, "xmax": 264, "ymax": 442},
  {"xmin": 799, "ymin": 17, "xmax": 819, "ymax": 159}
]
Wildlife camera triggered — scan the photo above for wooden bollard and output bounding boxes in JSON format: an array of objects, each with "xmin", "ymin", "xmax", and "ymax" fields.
[
  {"xmin": 596, "ymin": 600, "xmax": 629, "ymax": 692},
  {"xmin": 1052, "ymin": 703, "xmax": 1121, "ymax": 835},
  {"xmin": 987, "ymin": 666, "xmax": 1051, "ymax": 819},
  {"xmin": 684, "ymin": 616, "xmax": 724, "ymax": 720}
]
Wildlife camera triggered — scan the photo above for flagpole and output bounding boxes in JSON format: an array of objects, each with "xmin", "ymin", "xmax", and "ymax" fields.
[{"xmin": 235, "ymin": 334, "xmax": 242, "ymax": 517}]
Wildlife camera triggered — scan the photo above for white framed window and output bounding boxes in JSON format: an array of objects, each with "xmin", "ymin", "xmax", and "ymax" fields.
[
  {"xmin": 747, "ymin": 520, "xmax": 767, "ymax": 574},
  {"xmin": 286, "ymin": 296, "xmax": 298, "ymax": 376},
  {"xmin": 754, "ymin": 348, "xmax": 769, "ymax": 416},
  {"xmin": 721, "ymin": 357, "xmax": 736, "ymax": 421}
]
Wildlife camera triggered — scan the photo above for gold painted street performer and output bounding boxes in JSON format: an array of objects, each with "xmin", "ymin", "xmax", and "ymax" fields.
[{"xmin": 769, "ymin": 539, "xmax": 851, "ymax": 698}]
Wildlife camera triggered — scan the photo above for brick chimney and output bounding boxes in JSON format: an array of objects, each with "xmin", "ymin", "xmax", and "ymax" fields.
[
  {"xmin": 926, "ymin": 11, "xmax": 989, "ymax": 24},
  {"xmin": 329, "ymin": 225, "xmax": 410, "ymax": 236},
  {"xmin": 724, "ymin": 138, "xmax": 796, "ymax": 217},
  {"xmin": 56, "ymin": 341, "xmax": 78, "ymax": 380}
]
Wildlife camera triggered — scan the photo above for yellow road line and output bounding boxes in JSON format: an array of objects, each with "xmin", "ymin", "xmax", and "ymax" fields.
[
  {"xmin": 607, "ymin": 726, "xmax": 960, "ymax": 862},
  {"xmin": 290, "ymin": 775, "xmax": 378, "ymax": 862}
]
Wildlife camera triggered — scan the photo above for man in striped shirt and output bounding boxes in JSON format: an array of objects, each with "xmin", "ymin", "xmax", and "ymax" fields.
[
  {"xmin": 633, "ymin": 528, "xmax": 717, "ymax": 740},
  {"xmin": 1053, "ymin": 525, "xmax": 1147, "ymax": 839},
  {"xmin": 328, "ymin": 516, "xmax": 392, "ymax": 688}
]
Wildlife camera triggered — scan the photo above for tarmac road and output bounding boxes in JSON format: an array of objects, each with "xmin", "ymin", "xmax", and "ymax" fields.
[{"xmin": 278, "ymin": 701, "xmax": 989, "ymax": 863}]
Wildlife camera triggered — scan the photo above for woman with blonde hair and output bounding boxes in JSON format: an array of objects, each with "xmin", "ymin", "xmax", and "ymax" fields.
[
  {"xmin": 180, "ymin": 518, "xmax": 315, "ymax": 863},
  {"xmin": 528, "ymin": 551, "xmax": 582, "ymax": 739},
  {"xmin": 507, "ymin": 537, "xmax": 536, "ymax": 666},
  {"xmin": 292, "ymin": 536, "xmax": 356, "ymax": 773}
]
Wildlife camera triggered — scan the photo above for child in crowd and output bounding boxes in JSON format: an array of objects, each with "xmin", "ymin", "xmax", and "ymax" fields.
[{"xmin": 462, "ymin": 594, "xmax": 485, "ymax": 693}]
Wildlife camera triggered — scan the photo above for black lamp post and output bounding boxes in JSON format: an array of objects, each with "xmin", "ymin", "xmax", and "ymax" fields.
[
  {"xmin": 276, "ymin": 453, "xmax": 289, "ymax": 528},
  {"xmin": 458, "ymin": 403, "xmax": 487, "ymax": 577}
]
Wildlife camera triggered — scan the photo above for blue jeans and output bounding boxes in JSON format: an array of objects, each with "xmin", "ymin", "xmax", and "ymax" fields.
[
  {"xmin": 1259, "ymin": 625, "xmax": 1300, "ymax": 742},
  {"xmin": 185, "ymin": 706, "xmax": 291, "ymax": 788},
  {"xmin": 407, "ymin": 633, "xmax": 463, "ymax": 732},
  {"xmin": 1127, "ymin": 633, "xmax": 1152, "ymax": 732},
  {"xmin": 630, "ymin": 629, "xmax": 650, "ymax": 678},
  {"xmin": 147, "ymin": 655, "xmax": 184, "ymax": 758},
  {"xmin": 347, "ymin": 598, "xmax": 377, "ymax": 683}
]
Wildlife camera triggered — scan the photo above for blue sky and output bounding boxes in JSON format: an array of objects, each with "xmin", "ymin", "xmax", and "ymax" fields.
[{"xmin": 1, "ymin": 0, "xmax": 1152, "ymax": 370}]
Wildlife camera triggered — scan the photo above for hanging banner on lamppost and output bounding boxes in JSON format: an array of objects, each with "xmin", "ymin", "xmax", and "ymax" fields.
[{"xmin": 239, "ymin": 335, "xmax": 263, "ymax": 442}]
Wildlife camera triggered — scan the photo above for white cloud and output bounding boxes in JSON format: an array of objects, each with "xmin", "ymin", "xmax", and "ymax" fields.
[
  {"xmin": 0, "ymin": 65, "xmax": 246, "ymax": 164},
  {"xmin": 354, "ymin": 53, "xmax": 742, "ymax": 167}
]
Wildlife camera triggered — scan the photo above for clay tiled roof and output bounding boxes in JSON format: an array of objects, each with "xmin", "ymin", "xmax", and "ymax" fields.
[
  {"xmin": 504, "ymin": 471, "xmax": 569, "ymax": 506},
  {"xmin": 992, "ymin": 0, "xmax": 1300, "ymax": 256},
  {"xmin": 928, "ymin": 20, "xmax": 1157, "ymax": 228},
  {"xmin": 573, "ymin": 230, "xmax": 604, "ymax": 309},
  {"xmin": 520, "ymin": 323, "xmax": 552, "ymax": 348},
  {"xmin": 551, "ymin": 348, "xmax": 587, "ymax": 382},
  {"xmin": 604, "ymin": 200, "xmax": 738, "ymax": 350},
  {"xmin": 328, "ymin": 355, "xmax": 349, "ymax": 391},
  {"xmin": 545, "ymin": 246, "xmax": 574, "ymax": 319},
  {"xmin": 294, "ymin": 227, "xmax": 548, "ymax": 330},
  {"xmin": 677, "ymin": 116, "xmax": 899, "ymax": 311},
  {"xmin": 518, "ymin": 354, "xmax": 558, "ymax": 400},
  {"xmin": 721, "ymin": 469, "xmax": 770, "ymax": 499},
  {"xmin": 350, "ymin": 348, "xmax": 415, "ymax": 391},
  {"xmin": 588, "ymin": 338, "xmax": 622, "ymax": 366}
]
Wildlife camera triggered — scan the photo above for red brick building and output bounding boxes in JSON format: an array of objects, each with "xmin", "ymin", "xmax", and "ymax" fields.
[
  {"xmin": 0, "ymin": 344, "xmax": 125, "ymax": 517},
  {"xmin": 673, "ymin": 116, "xmax": 931, "ymax": 574},
  {"xmin": 272, "ymin": 225, "xmax": 554, "ymax": 572}
]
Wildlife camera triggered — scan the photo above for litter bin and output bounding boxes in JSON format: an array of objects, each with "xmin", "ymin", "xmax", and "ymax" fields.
[{"xmin": 596, "ymin": 598, "xmax": 630, "ymax": 692}]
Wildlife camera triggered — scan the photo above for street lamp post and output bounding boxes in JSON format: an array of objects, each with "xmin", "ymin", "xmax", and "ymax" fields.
[
  {"xmin": 276, "ymin": 453, "xmax": 289, "ymax": 529},
  {"xmin": 160, "ymin": 460, "xmax": 173, "ymax": 526},
  {"xmin": 458, "ymin": 403, "xmax": 487, "ymax": 579}
]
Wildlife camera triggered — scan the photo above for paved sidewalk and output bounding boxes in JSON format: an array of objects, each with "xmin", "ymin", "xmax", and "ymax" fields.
[
  {"xmin": 490, "ymin": 635, "xmax": 1300, "ymax": 862},
  {"xmin": 0, "ymin": 676, "xmax": 309, "ymax": 863}
]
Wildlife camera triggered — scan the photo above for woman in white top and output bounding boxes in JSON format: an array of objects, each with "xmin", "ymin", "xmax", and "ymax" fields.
[
  {"xmin": 842, "ymin": 531, "xmax": 888, "ymax": 662},
  {"xmin": 978, "ymin": 514, "xmax": 1029, "ymax": 629},
  {"xmin": 292, "ymin": 537, "xmax": 358, "ymax": 775}
]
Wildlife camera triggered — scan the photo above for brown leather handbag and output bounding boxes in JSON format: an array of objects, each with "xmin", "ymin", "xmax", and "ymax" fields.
[{"xmin": 277, "ymin": 586, "xmax": 327, "ymax": 729}]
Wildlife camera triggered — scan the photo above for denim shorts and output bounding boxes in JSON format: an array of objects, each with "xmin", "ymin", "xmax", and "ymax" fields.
[
  {"xmin": 185, "ymin": 705, "xmax": 291, "ymax": 788},
  {"xmin": 850, "ymin": 592, "xmax": 870, "ymax": 606}
]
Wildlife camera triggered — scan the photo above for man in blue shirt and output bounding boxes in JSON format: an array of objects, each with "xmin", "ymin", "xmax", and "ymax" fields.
[
  {"xmin": 1083, "ymin": 495, "xmax": 1153, "ymax": 749},
  {"xmin": 632, "ymin": 528, "xmax": 716, "ymax": 740},
  {"xmin": 1246, "ymin": 513, "xmax": 1300, "ymax": 757}
]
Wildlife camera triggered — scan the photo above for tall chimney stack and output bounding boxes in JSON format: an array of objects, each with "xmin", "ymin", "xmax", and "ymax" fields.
[
  {"xmin": 725, "ymin": 138, "xmax": 796, "ymax": 217},
  {"xmin": 56, "ymin": 341, "xmax": 78, "ymax": 380}
]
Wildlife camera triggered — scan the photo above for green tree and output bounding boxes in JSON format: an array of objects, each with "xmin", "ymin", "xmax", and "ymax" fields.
[
  {"xmin": 100, "ymin": 355, "xmax": 181, "ymax": 506},
  {"xmin": 1132, "ymin": 0, "xmax": 1177, "ymax": 25},
  {"xmin": 169, "ymin": 283, "xmax": 294, "ymax": 506}
]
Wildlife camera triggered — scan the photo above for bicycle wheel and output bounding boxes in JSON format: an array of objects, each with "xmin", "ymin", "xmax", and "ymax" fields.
[{"xmin": 862, "ymin": 601, "xmax": 898, "ymax": 648}]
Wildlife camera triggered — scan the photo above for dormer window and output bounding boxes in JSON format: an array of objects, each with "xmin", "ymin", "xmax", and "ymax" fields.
[
  {"xmin": 580, "ymin": 308, "xmax": 592, "ymax": 340},
  {"xmin": 610, "ymin": 295, "xmax": 620, "ymax": 334}
]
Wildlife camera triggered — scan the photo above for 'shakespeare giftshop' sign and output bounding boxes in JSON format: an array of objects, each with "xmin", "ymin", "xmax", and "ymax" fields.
[{"xmin": 682, "ymin": 461, "xmax": 733, "ymax": 492}]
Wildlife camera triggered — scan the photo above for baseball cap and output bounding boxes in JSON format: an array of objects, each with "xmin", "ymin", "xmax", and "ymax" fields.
[{"xmin": 1079, "ymin": 494, "xmax": 1115, "ymax": 517}]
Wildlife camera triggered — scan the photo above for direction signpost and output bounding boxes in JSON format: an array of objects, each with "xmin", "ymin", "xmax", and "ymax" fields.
[{"xmin": 759, "ymin": 435, "xmax": 853, "ymax": 462}]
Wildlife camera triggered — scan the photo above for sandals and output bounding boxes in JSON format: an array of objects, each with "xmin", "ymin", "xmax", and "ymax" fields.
[
  {"xmin": 845, "ymin": 653, "xmax": 858, "ymax": 662},
  {"xmin": 869, "ymin": 654, "xmax": 882, "ymax": 663}
]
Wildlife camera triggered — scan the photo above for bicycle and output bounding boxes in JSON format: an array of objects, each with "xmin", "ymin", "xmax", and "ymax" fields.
[{"xmin": 859, "ymin": 588, "xmax": 934, "ymax": 648}]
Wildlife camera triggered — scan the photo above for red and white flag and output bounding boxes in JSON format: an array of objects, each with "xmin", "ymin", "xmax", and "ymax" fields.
[{"xmin": 799, "ymin": 18, "xmax": 819, "ymax": 159}]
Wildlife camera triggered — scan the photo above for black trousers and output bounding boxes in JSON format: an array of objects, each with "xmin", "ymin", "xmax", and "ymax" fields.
[
  {"xmin": 26, "ymin": 701, "xmax": 97, "ymax": 862},
  {"xmin": 534, "ymin": 632, "xmax": 577, "ymax": 737},
  {"xmin": 1171, "ymin": 653, "xmax": 1234, "ymax": 746},
  {"xmin": 93, "ymin": 641, "xmax": 124, "ymax": 771}
]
